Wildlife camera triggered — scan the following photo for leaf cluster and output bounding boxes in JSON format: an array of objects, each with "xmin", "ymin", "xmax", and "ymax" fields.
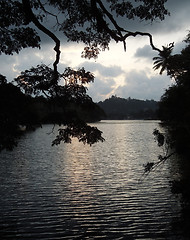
[
  {"xmin": 0, "ymin": 0, "xmax": 41, "ymax": 55},
  {"xmin": 52, "ymin": 121, "xmax": 104, "ymax": 146},
  {"xmin": 12, "ymin": 64, "xmax": 104, "ymax": 147},
  {"xmin": 141, "ymin": 128, "xmax": 175, "ymax": 179},
  {"xmin": 110, "ymin": 0, "xmax": 169, "ymax": 21}
]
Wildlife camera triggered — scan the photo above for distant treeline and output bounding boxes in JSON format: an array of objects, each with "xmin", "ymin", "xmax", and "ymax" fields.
[
  {"xmin": 97, "ymin": 95, "xmax": 158, "ymax": 120},
  {"xmin": 0, "ymin": 82, "xmax": 158, "ymax": 131}
]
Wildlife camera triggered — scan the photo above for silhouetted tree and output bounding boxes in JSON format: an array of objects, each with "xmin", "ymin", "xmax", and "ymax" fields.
[
  {"xmin": 153, "ymin": 32, "xmax": 190, "ymax": 154},
  {"xmin": 153, "ymin": 43, "xmax": 174, "ymax": 75},
  {"xmin": 143, "ymin": 32, "xmax": 190, "ymax": 172},
  {"xmin": 0, "ymin": 0, "xmax": 170, "ymax": 150},
  {"xmin": 152, "ymin": 32, "xmax": 190, "ymax": 237},
  {"xmin": 142, "ymin": 32, "xmax": 190, "ymax": 176}
]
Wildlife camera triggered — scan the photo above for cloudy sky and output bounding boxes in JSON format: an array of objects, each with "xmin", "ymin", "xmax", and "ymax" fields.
[{"xmin": 1, "ymin": 0, "xmax": 190, "ymax": 102}]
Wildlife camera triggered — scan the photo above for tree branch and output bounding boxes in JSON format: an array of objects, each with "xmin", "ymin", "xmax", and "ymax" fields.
[
  {"xmin": 90, "ymin": 0, "xmax": 121, "ymax": 42},
  {"xmin": 36, "ymin": 0, "xmax": 61, "ymax": 29},
  {"xmin": 22, "ymin": 0, "xmax": 61, "ymax": 85},
  {"xmin": 95, "ymin": 0, "xmax": 128, "ymax": 50},
  {"xmin": 123, "ymin": 31, "xmax": 162, "ymax": 53},
  {"xmin": 96, "ymin": 0, "xmax": 125, "ymax": 34}
]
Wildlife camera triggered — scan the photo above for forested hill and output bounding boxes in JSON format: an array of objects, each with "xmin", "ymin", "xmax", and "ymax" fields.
[{"xmin": 97, "ymin": 95, "xmax": 158, "ymax": 120}]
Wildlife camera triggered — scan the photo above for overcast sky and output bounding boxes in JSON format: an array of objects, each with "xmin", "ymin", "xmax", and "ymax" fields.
[{"xmin": 1, "ymin": 0, "xmax": 190, "ymax": 102}]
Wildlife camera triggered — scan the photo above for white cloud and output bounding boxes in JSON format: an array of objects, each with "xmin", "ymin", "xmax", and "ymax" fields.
[
  {"xmin": 114, "ymin": 70, "xmax": 171, "ymax": 101},
  {"xmin": 87, "ymin": 77, "xmax": 116, "ymax": 102}
]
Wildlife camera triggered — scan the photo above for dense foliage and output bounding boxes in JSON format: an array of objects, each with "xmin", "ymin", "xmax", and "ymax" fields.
[
  {"xmin": 143, "ymin": 32, "xmax": 190, "ymax": 175},
  {"xmin": 0, "ymin": 0, "xmax": 170, "ymax": 151},
  {"xmin": 154, "ymin": 33, "xmax": 190, "ymax": 155},
  {"xmin": 153, "ymin": 32, "xmax": 190, "ymax": 237}
]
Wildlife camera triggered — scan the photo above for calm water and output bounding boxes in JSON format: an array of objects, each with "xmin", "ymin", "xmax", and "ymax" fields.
[{"xmin": 0, "ymin": 120, "xmax": 184, "ymax": 239}]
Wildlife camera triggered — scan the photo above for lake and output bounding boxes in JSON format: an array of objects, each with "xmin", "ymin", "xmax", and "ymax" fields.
[{"xmin": 0, "ymin": 120, "xmax": 184, "ymax": 239}]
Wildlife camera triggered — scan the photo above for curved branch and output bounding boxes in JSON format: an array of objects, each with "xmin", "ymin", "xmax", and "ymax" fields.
[
  {"xmin": 123, "ymin": 31, "xmax": 162, "ymax": 53},
  {"xmin": 22, "ymin": 0, "xmax": 61, "ymax": 84}
]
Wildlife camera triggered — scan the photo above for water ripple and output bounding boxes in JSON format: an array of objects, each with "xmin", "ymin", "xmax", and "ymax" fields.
[{"xmin": 0, "ymin": 121, "xmax": 183, "ymax": 239}]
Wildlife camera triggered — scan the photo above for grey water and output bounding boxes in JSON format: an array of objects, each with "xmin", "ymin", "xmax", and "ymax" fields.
[{"xmin": 0, "ymin": 120, "xmax": 184, "ymax": 239}]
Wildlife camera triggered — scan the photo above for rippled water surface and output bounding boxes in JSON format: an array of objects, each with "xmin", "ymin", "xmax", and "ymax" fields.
[{"xmin": 0, "ymin": 121, "xmax": 183, "ymax": 239}]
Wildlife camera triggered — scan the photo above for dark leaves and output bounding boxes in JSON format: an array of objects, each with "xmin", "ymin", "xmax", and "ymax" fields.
[
  {"xmin": 52, "ymin": 122, "xmax": 105, "ymax": 146},
  {"xmin": 110, "ymin": 0, "xmax": 169, "ymax": 21},
  {"xmin": 143, "ymin": 162, "xmax": 154, "ymax": 173},
  {"xmin": 153, "ymin": 128, "xmax": 165, "ymax": 147},
  {"xmin": 153, "ymin": 43, "xmax": 174, "ymax": 75},
  {"xmin": 0, "ymin": 0, "xmax": 41, "ymax": 54},
  {"xmin": 81, "ymin": 45, "xmax": 100, "ymax": 60},
  {"xmin": 1, "ymin": 0, "xmax": 169, "ymax": 56},
  {"xmin": 15, "ymin": 64, "xmax": 95, "ymax": 108},
  {"xmin": 62, "ymin": 67, "xmax": 94, "ymax": 85},
  {"xmin": 15, "ymin": 65, "xmax": 95, "ymax": 96},
  {"xmin": 15, "ymin": 64, "xmax": 56, "ymax": 96},
  {"xmin": 0, "ymin": 27, "xmax": 41, "ymax": 55},
  {"xmin": 14, "ymin": 64, "xmax": 104, "ymax": 146}
]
